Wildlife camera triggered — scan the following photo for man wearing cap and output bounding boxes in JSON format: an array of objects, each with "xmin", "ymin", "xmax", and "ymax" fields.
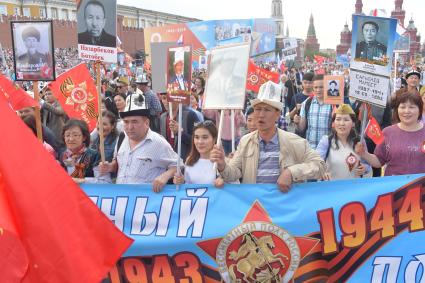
[
  {"xmin": 404, "ymin": 69, "xmax": 422, "ymax": 92},
  {"xmin": 17, "ymin": 26, "xmax": 49, "ymax": 68},
  {"xmin": 355, "ymin": 21, "xmax": 387, "ymax": 62},
  {"xmin": 99, "ymin": 92, "xmax": 180, "ymax": 192},
  {"xmin": 78, "ymin": 0, "xmax": 116, "ymax": 47},
  {"xmin": 210, "ymin": 81, "xmax": 325, "ymax": 192},
  {"xmin": 135, "ymin": 73, "xmax": 162, "ymax": 132},
  {"xmin": 116, "ymin": 76, "xmax": 131, "ymax": 96}
]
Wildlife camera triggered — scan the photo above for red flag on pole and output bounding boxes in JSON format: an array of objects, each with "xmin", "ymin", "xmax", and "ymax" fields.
[
  {"xmin": 365, "ymin": 116, "xmax": 385, "ymax": 145},
  {"xmin": 0, "ymin": 97, "xmax": 133, "ymax": 282},
  {"xmin": 246, "ymin": 61, "xmax": 280, "ymax": 93},
  {"xmin": 49, "ymin": 63, "xmax": 99, "ymax": 131},
  {"xmin": 314, "ymin": 55, "xmax": 326, "ymax": 64},
  {"xmin": 0, "ymin": 74, "xmax": 38, "ymax": 110}
]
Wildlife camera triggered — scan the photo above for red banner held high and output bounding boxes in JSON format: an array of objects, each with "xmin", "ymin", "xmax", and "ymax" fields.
[
  {"xmin": 49, "ymin": 64, "xmax": 99, "ymax": 131},
  {"xmin": 0, "ymin": 74, "xmax": 38, "ymax": 110},
  {"xmin": 246, "ymin": 61, "xmax": 280, "ymax": 93}
]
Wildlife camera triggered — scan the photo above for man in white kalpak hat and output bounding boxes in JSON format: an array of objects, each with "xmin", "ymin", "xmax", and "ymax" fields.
[
  {"xmin": 210, "ymin": 81, "xmax": 325, "ymax": 192},
  {"xmin": 99, "ymin": 92, "xmax": 181, "ymax": 192}
]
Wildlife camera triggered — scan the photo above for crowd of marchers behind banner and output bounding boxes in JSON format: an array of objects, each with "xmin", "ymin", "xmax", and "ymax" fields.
[{"xmin": 3, "ymin": 45, "xmax": 425, "ymax": 192}]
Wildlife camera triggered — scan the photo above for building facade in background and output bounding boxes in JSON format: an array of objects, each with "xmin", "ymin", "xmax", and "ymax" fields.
[
  {"xmin": 304, "ymin": 14, "xmax": 320, "ymax": 54},
  {"xmin": 0, "ymin": 0, "xmax": 198, "ymax": 56}
]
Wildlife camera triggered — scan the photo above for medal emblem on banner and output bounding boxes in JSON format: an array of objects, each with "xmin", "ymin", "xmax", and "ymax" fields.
[
  {"xmin": 197, "ymin": 201, "xmax": 319, "ymax": 282},
  {"xmin": 49, "ymin": 64, "xmax": 99, "ymax": 131}
]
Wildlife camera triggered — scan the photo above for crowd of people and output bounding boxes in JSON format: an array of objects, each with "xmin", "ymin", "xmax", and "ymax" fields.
[{"xmin": 3, "ymin": 43, "xmax": 425, "ymax": 192}]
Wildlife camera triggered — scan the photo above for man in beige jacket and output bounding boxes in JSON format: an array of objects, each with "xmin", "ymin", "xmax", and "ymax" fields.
[{"xmin": 210, "ymin": 81, "xmax": 325, "ymax": 192}]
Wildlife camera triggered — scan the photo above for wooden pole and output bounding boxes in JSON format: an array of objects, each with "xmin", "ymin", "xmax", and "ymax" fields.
[
  {"xmin": 231, "ymin": 110, "xmax": 235, "ymax": 153},
  {"xmin": 169, "ymin": 102, "xmax": 174, "ymax": 139},
  {"xmin": 394, "ymin": 52, "xmax": 399, "ymax": 95},
  {"xmin": 96, "ymin": 61, "xmax": 105, "ymax": 163},
  {"xmin": 360, "ymin": 103, "xmax": 368, "ymax": 142},
  {"xmin": 33, "ymin": 81, "xmax": 43, "ymax": 142},
  {"xmin": 213, "ymin": 110, "xmax": 225, "ymax": 172}
]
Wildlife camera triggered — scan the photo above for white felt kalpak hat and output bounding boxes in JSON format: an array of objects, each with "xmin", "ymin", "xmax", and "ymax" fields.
[
  {"xmin": 174, "ymin": 49, "xmax": 185, "ymax": 65},
  {"xmin": 119, "ymin": 93, "xmax": 149, "ymax": 118},
  {"xmin": 250, "ymin": 81, "xmax": 283, "ymax": 111}
]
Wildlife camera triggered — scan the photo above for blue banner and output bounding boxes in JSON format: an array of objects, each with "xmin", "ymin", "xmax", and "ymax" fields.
[{"xmin": 84, "ymin": 174, "xmax": 425, "ymax": 283}]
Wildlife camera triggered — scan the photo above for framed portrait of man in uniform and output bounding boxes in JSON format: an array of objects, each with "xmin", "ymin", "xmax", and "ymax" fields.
[
  {"xmin": 324, "ymin": 75, "xmax": 344, "ymax": 105},
  {"xmin": 203, "ymin": 43, "xmax": 250, "ymax": 110},
  {"xmin": 350, "ymin": 15, "xmax": 397, "ymax": 77},
  {"xmin": 11, "ymin": 20, "xmax": 55, "ymax": 81}
]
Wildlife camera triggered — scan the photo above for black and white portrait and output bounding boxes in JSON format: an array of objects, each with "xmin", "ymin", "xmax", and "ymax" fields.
[
  {"xmin": 355, "ymin": 21, "xmax": 387, "ymax": 63},
  {"xmin": 327, "ymin": 80, "xmax": 340, "ymax": 97},
  {"xmin": 77, "ymin": 0, "xmax": 116, "ymax": 47},
  {"xmin": 11, "ymin": 21, "xmax": 55, "ymax": 81},
  {"xmin": 324, "ymin": 75, "xmax": 344, "ymax": 105},
  {"xmin": 204, "ymin": 43, "xmax": 250, "ymax": 110}
]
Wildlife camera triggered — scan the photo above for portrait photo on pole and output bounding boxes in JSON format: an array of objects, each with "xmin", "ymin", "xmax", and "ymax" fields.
[
  {"xmin": 11, "ymin": 21, "xmax": 55, "ymax": 81},
  {"xmin": 166, "ymin": 45, "xmax": 192, "ymax": 104},
  {"xmin": 324, "ymin": 75, "xmax": 344, "ymax": 105},
  {"xmin": 117, "ymin": 52, "xmax": 125, "ymax": 66},
  {"xmin": 203, "ymin": 43, "xmax": 250, "ymax": 110},
  {"xmin": 77, "ymin": 0, "xmax": 117, "ymax": 63},
  {"xmin": 350, "ymin": 15, "xmax": 397, "ymax": 76}
]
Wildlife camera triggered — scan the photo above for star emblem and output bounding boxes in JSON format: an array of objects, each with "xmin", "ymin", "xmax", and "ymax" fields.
[
  {"xmin": 197, "ymin": 201, "xmax": 319, "ymax": 283},
  {"xmin": 64, "ymin": 81, "xmax": 95, "ymax": 112}
]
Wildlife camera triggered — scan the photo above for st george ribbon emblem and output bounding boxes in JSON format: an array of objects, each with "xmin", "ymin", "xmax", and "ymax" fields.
[{"xmin": 197, "ymin": 201, "xmax": 319, "ymax": 283}]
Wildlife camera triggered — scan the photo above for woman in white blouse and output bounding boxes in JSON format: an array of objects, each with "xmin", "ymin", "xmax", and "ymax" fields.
[
  {"xmin": 316, "ymin": 104, "xmax": 370, "ymax": 180},
  {"xmin": 173, "ymin": 120, "xmax": 224, "ymax": 187}
]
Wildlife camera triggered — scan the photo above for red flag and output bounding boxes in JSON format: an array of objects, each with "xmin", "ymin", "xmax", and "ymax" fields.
[
  {"xmin": 315, "ymin": 68, "xmax": 326, "ymax": 75},
  {"xmin": 246, "ymin": 61, "xmax": 280, "ymax": 93},
  {"xmin": 49, "ymin": 64, "xmax": 99, "ymax": 131},
  {"xmin": 280, "ymin": 62, "xmax": 287, "ymax": 73},
  {"xmin": 0, "ymin": 74, "xmax": 38, "ymax": 110},
  {"xmin": 365, "ymin": 116, "xmax": 384, "ymax": 145},
  {"xmin": 314, "ymin": 55, "xmax": 326, "ymax": 64},
  {"xmin": 0, "ymin": 98, "xmax": 133, "ymax": 282}
]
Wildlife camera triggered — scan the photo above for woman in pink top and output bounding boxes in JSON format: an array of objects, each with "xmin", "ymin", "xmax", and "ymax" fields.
[{"xmin": 356, "ymin": 92, "xmax": 425, "ymax": 175}]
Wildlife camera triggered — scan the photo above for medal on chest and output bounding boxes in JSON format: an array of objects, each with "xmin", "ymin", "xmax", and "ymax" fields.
[{"xmin": 345, "ymin": 153, "xmax": 358, "ymax": 172}]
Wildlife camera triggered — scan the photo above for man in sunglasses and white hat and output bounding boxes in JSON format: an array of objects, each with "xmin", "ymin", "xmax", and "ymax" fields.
[
  {"xmin": 210, "ymin": 81, "xmax": 325, "ymax": 192},
  {"xmin": 99, "ymin": 92, "xmax": 180, "ymax": 192},
  {"xmin": 404, "ymin": 69, "xmax": 422, "ymax": 93}
]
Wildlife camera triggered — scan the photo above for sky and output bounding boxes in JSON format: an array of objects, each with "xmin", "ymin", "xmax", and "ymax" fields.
[{"xmin": 118, "ymin": 0, "xmax": 424, "ymax": 50}]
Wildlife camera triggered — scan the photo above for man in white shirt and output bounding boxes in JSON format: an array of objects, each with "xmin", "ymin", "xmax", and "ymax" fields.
[{"xmin": 99, "ymin": 92, "xmax": 180, "ymax": 192}]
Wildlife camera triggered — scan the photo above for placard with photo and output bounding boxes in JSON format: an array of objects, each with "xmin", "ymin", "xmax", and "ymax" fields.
[
  {"xmin": 166, "ymin": 45, "xmax": 192, "ymax": 104},
  {"xmin": 350, "ymin": 15, "xmax": 397, "ymax": 77},
  {"xmin": 203, "ymin": 43, "xmax": 250, "ymax": 110},
  {"xmin": 324, "ymin": 75, "xmax": 344, "ymax": 105},
  {"xmin": 11, "ymin": 20, "xmax": 55, "ymax": 81},
  {"xmin": 77, "ymin": 0, "xmax": 117, "ymax": 63}
]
